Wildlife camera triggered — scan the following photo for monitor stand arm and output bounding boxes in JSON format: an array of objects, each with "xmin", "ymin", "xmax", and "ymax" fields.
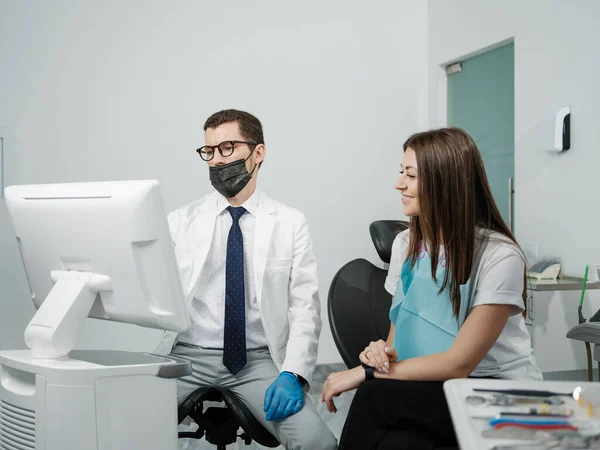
[{"xmin": 24, "ymin": 270, "xmax": 113, "ymax": 359}]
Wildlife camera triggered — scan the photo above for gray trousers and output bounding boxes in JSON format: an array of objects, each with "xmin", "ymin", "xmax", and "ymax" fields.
[{"xmin": 171, "ymin": 344, "xmax": 338, "ymax": 450}]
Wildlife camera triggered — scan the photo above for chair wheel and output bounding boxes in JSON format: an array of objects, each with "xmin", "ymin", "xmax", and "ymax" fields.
[{"xmin": 240, "ymin": 433, "xmax": 252, "ymax": 445}]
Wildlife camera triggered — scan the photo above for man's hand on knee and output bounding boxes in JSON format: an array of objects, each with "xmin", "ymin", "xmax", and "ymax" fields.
[{"xmin": 263, "ymin": 372, "xmax": 304, "ymax": 421}]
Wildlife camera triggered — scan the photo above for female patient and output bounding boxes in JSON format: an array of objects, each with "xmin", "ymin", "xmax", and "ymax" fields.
[{"xmin": 322, "ymin": 128, "xmax": 542, "ymax": 450}]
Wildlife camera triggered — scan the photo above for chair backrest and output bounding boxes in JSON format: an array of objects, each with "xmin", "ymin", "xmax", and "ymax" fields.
[
  {"xmin": 369, "ymin": 220, "xmax": 409, "ymax": 264},
  {"xmin": 328, "ymin": 220, "xmax": 409, "ymax": 369},
  {"xmin": 328, "ymin": 258, "xmax": 392, "ymax": 369}
]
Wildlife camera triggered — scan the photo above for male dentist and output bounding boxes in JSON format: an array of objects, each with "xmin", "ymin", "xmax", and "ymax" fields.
[{"xmin": 156, "ymin": 109, "xmax": 337, "ymax": 450}]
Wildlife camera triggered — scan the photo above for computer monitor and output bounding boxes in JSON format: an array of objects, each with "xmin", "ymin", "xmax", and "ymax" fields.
[{"xmin": 4, "ymin": 180, "xmax": 190, "ymax": 359}]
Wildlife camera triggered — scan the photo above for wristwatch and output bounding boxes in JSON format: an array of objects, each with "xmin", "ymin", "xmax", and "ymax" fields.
[{"xmin": 361, "ymin": 363, "xmax": 375, "ymax": 381}]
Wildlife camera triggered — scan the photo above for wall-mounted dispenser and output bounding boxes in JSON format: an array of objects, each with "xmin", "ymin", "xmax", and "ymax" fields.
[{"xmin": 555, "ymin": 106, "xmax": 571, "ymax": 151}]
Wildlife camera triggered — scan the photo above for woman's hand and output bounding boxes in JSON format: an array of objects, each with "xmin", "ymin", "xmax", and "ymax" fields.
[
  {"xmin": 321, "ymin": 366, "xmax": 365, "ymax": 413},
  {"xmin": 359, "ymin": 339, "xmax": 398, "ymax": 373}
]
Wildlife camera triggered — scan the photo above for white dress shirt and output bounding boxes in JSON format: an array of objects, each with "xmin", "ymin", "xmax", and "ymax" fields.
[{"xmin": 178, "ymin": 189, "xmax": 269, "ymax": 349}]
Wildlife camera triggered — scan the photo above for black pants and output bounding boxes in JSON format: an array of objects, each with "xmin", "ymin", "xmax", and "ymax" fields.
[{"xmin": 338, "ymin": 379, "xmax": 458, "ymax": 450}]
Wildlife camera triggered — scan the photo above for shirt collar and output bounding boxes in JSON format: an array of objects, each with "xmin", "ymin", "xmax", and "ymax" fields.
[{"xmin": 216, "ymin": 189, "xmax": 260, "ymax": 218}]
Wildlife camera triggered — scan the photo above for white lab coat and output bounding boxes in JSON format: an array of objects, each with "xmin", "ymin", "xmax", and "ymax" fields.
[{"xmin": 155, "ymin": 191, "xmax": 322, "ymax": 383}]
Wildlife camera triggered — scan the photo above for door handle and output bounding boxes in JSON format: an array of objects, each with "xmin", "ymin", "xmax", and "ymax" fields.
[{"xmin": 508, "ymin": 177, "xmax": 513, "ymax": 232}]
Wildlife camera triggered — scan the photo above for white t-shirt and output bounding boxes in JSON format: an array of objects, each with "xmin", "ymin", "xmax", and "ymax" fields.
[{"xmin": 385, "ymin": 229, "xmax": 542, "ymax": 380}]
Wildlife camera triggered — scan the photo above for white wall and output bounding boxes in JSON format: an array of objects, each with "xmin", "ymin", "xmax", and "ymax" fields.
[
  {"xmin": 0, "ymin": 1, "xmax": 428, "ymax": 363},
  {"xmin": 428, "ymin": 0, "xmax": 600, "ymax": 277}
]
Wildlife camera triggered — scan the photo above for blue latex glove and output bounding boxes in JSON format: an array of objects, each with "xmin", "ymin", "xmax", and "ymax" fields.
[{"xmin": 263, "ymin": 372, "xmax": 304, "ymax": 421}]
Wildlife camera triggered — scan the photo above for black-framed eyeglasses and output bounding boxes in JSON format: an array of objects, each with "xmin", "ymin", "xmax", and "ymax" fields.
[{"xmin": 196, "ymin": 140, "xmax": 257, "ymax": 161}]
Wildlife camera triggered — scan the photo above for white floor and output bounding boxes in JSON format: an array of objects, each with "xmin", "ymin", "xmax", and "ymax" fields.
[{"xmin": 178, "ymin": 364, "xmax": 354, "ymax": 450}]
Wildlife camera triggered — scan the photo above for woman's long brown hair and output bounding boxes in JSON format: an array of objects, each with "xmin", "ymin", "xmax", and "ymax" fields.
[{"xmin": 403, "ymin": 127, "xmax": 526, "ymax": 318}]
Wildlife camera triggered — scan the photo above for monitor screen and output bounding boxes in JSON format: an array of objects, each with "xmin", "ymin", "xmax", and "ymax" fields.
[{"xmin": 4, "ymin": 180, "xmax": 190, "ymax": 357}]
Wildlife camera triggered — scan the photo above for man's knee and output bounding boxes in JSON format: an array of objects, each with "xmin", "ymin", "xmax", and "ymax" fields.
[
  {"xmin": 283, "ymin": 421, "xmax": 337, "ymax": 450},
  {"xmin": 298, "ymin": 429, "xmax": 337, "ymax": 450},
  {"xmin": 277, "ymin": 405, "xmax": 338, "ymax": 450}
]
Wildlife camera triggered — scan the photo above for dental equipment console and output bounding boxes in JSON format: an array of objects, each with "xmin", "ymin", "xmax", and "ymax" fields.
[{"xmin": 0, "ymin": 180, "xmax": 191, "ymax": 450}]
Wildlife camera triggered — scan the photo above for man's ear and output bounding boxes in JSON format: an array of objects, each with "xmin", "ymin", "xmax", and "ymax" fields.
[{"xmin": 254, "ymin": 144, "xmax": 266, "ymax": 166}]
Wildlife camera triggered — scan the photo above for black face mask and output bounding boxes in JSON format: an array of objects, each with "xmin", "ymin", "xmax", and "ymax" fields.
[{"xmin": 209, "ymin": 150, "xmax": 257, "ymax": 198}]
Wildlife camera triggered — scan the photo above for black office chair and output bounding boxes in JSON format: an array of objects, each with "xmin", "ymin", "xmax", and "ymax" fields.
[
  {"xmin": 328, "ymin": 219, "xmax": 458, "ymax": 450},
  {"xmin": 178, "ymin": 387, "xmax": 280, "ymax": 450},
  {"xmin": 328, "ymin": 220, "xmax": 408, "ymax": 369}
]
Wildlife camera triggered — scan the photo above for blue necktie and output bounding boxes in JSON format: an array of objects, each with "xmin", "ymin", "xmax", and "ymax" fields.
[{"xmin": 223, "ymin": 206, "xmax": 247, "ymax": 375}]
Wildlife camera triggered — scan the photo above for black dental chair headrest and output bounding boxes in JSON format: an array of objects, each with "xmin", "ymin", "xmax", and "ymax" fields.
[{"xmin": 368, "ymin": 220, "xmax": 410, "ymax": 264}]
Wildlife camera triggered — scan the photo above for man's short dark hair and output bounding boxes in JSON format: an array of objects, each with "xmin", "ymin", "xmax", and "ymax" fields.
[{"xmin": 203, "ymin": 109, "xmax": 264, "ymax": 146}]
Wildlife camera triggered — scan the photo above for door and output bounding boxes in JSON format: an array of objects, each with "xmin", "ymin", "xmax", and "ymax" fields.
[{"xmin": 447, "ymin": 43, "xmax": 514, "ymax": 229}]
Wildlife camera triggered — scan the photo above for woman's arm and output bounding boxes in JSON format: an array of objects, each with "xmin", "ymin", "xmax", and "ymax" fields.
[
  {"xmin": 322, "ymin": 306, "xmax": 514, "ymax": 412},
  {"xmin": 375, "ymin": 303, "xmax": 516, "ymax": 381},
  {"xmin": 359, "ymin": 323, "xmax": 398, "ymax": 372}
]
